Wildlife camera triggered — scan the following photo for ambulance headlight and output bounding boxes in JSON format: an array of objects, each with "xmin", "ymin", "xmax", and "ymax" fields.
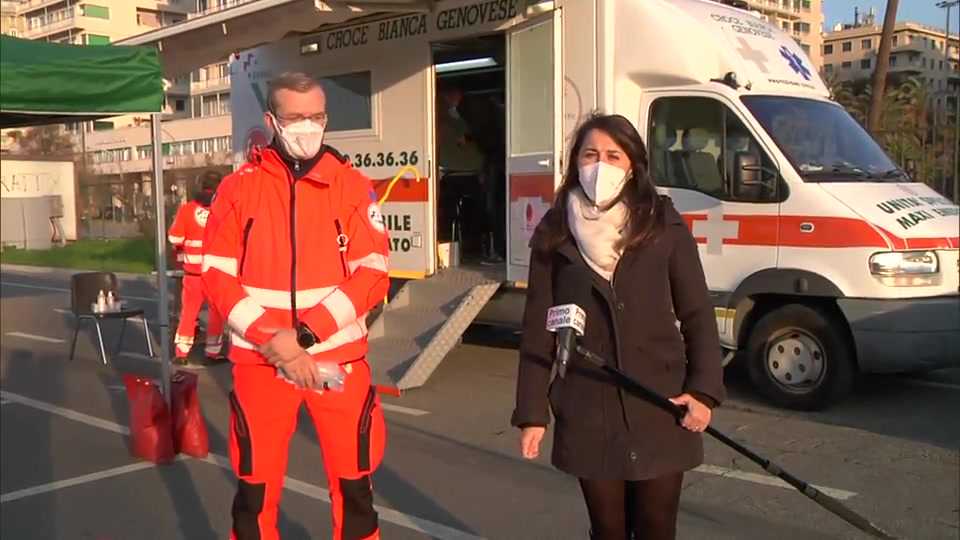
[{"xmin": 868, "ymin": 251, "xmax": 940, "ymax": 287}]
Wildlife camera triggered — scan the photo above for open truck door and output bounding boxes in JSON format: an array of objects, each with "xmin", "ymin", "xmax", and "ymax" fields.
[{"xmin": 505, "ymin": 9, "xmax": 563, "ymax": 284}]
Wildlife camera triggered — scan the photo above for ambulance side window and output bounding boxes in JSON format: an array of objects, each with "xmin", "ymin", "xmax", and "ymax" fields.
[
  {"xmin": 314, "ymin": 71, "xmax": 373, "ymax": 132},
  {"xmin": 648, "ymin": 97, "xmax": 779, "ymax": 203}
]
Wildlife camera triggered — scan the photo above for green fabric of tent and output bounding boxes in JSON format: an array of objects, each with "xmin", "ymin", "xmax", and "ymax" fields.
[{"xmin": 0, "ymin": 35, "xmax": 164, "ymax": 129}]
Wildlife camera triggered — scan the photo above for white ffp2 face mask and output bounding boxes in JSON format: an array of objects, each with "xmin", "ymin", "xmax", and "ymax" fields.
[
  {"xmin": 272, "ymin": 114, "xmax": 325, "ymax": 160},
  {"xmin": 578, "ymin": 161, "xmax": 629, "ymax": 206}
]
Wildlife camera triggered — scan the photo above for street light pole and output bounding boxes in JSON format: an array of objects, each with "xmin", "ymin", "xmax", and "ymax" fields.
[{"xmin": 937, "ymin": 0, "xmax": 959, "ymax": 200}]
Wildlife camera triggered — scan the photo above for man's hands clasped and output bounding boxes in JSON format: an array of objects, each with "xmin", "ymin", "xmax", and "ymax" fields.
[{"xmin": 260, "ymin": 328, "xmax": 319, "ymax": 390}]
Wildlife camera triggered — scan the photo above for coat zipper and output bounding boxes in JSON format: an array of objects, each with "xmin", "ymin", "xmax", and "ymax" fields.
[
  {"xmin": 609, "ymin": 261, "xmax": 632, "ymax": 430},
  {"xmin": 334, "ymin": 219, "xmax": 348, "ymax": 278},
  {"xmin": 239, "ymin": 218, "xmax": 254, "ymax": 277},
  {"xmin": 288, "ymin": 162, "xmax": 299, "ymax": 325}
]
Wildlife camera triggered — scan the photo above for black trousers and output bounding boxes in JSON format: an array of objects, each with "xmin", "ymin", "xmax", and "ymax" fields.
[
  {"xmin": 481, "ymin": 153, "xmax": 506, "ymax": 257},
  {"xmin": 579, "ymin": 472, "xmax": 684, "ymax": 540}
]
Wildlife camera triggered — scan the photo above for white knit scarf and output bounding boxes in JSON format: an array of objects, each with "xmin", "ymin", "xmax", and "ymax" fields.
[{"xmin": 566, "ymin": 188, "xmax": 629, "ymax": 282}]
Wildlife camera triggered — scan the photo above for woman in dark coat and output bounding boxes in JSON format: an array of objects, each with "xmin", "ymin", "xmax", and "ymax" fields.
[{"xmin": 512, "ymin": 113, "xmax": 727, "ymax": 540}]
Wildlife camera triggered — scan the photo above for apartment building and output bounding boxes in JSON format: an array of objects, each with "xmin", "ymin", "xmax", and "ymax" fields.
[
  {"xmin": 1, "ymin": 1, "xmax": 24, "ymax": 152},
  {"xmin": 822, "ymin": 8, "xmax": 960, "ymax": 103},
  {"xmin": 1, "ymin": 0, "xmax": 23, "ymax": 36},
  {"xmin": 12, "ymin": 0, "xmax": 233, "ymax": 181},
  {"xmin": 739, "ymin": 0, "xmax": 824, "ymax": 68}
]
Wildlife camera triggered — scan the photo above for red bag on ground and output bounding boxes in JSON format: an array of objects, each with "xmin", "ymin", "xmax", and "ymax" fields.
[
  {"xmin": 122, "ymin": 374, "xmax": 176, "ymax": 464},
  {"xmin": 170, "ymin": 370, "xmax": 209, "ymax": 458}
]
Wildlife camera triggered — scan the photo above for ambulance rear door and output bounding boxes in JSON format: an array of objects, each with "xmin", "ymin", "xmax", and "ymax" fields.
[
  {"xmin": 505, "ymin": 8, "xmax": 563, "ymax": 284},
  {"xmin": 299, "ymin": 16, "xmax": 436, "ymax": 280}
]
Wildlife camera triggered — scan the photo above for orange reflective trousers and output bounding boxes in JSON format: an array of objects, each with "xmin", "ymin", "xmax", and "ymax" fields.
[
  {"xmin": 175, "ymin": 274, "xmax": 225, "ymax": 358},
  {"xmin": 227, "ymin": 360, "xmax": 385, "ymax": 540}
]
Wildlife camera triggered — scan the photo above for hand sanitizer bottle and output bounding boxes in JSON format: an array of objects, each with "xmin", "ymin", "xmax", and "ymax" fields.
[{"xmin": 96, "ymin": 289, "xmax": 107, "ymax": 313}]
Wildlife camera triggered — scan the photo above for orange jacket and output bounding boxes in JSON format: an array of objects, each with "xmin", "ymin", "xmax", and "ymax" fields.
[
  {"xmin": 201, "ymin": 147, "xmax": 390, "ymax": 365},
  {"xmin": 168, "ymin": 200, "xmax": 211, "ymax": 275}
]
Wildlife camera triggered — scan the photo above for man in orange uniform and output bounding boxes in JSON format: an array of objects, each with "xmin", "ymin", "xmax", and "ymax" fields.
[
  {"xmin": 201, "ymin": 72, "xmax": 390, "ymax": 540},
  {"xmin": 167, "ymin": 171, "xmax": 227, "ymax": 366}
]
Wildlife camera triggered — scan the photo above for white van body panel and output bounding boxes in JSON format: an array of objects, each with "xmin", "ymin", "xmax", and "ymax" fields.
[{"xmin": 225, "ymin": 0, "xmax": 959, "ymax": 377}]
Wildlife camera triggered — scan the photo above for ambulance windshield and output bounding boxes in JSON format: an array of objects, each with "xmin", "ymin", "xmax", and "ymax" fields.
[{"xmin": 742, "ymin": 95, "xmax": 905, "ymax": 182}]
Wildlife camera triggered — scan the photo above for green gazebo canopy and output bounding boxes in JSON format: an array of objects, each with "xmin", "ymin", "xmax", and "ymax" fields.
[{"xmin": 0, "ymin": 35, "xmax": 164, "ymax": 129}]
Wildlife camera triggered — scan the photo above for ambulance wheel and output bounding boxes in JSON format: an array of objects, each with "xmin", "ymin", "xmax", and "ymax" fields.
[{"xmin": 745, "ymin": 304, "xmax": 855, "ymax": 411}]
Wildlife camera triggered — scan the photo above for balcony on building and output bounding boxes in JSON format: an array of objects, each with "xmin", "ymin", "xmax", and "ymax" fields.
[
  {"xmin": 23, "ymin": 2, "xmax": 189, "ymax": 40},
  {"xmin": 887, "ymin": 59, "xmax": 924, "ymax": 76},
  {"xmin": 135, "ymin": 6, "xmax": 188, "ymax": 30},
  {"xmin": 191, "ymin": 62, "xmax": 231, "ymax": 94},
  {"xmin": 191, "ymin": 75, "xmax": 230, "ymax": 93},
  {"xmin": 167, "ymin": 73, "xmax": 191, "ymax": 95},
  {"xmin": 20, "ymin": 0, "xmax": 191, "ymax": 15},
  {"xmin": 191, "ymin": 0, "xmax": 257, "ymax": 18},
  {"xmin": 890, "ymin": 41, "xmax": 927, "ymax": 55},
  {"xmin": 749, "ymin": 0, "xmax": 805, "ymax": 21},
  {"xmin": 22, "ymin": 4, "xmax": 83, "ymax": 39}
]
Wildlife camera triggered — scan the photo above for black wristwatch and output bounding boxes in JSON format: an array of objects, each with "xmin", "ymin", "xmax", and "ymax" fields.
[{"xmin": 296, "ymin": 322, "xmax": 318, "ymax": 349}]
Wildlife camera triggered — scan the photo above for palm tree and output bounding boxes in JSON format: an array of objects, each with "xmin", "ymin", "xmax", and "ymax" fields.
[
  {"xmin": 832, "ymin": 71, "xmax": 956, "ymax": 196},
  {"xmin": 867, "ymin": 0, "xmax": 900, "ymax": 133}
]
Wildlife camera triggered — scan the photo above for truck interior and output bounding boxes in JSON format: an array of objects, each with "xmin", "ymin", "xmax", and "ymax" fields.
[
  {"xmin": 361, "ymin": 33, "xmax": 511, "ymax": 397},
  {"xmin": 431, "ymin": 34, "xmax": 507, "ymax": 277}
]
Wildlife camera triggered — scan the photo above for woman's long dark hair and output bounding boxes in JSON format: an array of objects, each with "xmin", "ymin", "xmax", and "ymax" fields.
[{"xmin": 540, "ymin": 112, "xmax": 666, "ymax": 252}]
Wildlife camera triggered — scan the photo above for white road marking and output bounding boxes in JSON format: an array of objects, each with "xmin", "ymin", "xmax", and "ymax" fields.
[
  {"xmin": 0, "ymin": 391, "xmax": 484, "ymax": 540},
  {"xmin": 0, "ymin": 281, "xmax": 155, "ymax": 302},
  {"xmin": 0, "ymin": 282, "xmax": 69, "ymax": 294},
  {"xmin": 4, "ymin": 332, "xmax": 64, "ymax": 344},
  {"xmin": 902, "ymin": 379, "xmax": 960, "ymax": 392},
  {"xmin": 693, "ymin": 464, "xmax": 857, "ymax": 500},
  {"xmin": 380, "ymin": 403, "xmax": 430, "ymax": 416},
  {"xmin": 1, "ymin": 458, "xmax": 187, "ymax": 504}
]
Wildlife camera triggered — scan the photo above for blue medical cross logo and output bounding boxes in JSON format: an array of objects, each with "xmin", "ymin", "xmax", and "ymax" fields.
[{"xmin": 779, "ymin": 46, "xmax": 812, "ymax": 81}]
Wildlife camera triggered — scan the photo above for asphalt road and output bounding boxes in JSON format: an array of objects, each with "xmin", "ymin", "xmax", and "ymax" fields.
[{"xmin": 1, "ymin": 266, "xmax": 958, "ymax": 540}]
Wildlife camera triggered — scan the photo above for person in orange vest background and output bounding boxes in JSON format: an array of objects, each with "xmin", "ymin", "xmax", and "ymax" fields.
[
  {"xmin": 201, "ymin": 72, "xmax": 390, "ymax": 540},
  {"xmin": 168, "ymin": 170, "xmax": 228, "ymax": 367}
]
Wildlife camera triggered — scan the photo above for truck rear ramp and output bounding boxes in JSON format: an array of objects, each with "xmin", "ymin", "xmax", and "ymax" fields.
[{"xmin": 366, "ymin": 268, "xmax": 501, "ymax": 394}]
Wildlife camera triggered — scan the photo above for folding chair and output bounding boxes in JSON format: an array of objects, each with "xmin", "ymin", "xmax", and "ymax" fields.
[{"xmin": 68, "ymin": 271, "xmax": 154, "ymax": 365}]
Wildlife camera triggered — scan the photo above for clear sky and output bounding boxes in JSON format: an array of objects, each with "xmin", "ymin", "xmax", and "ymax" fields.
[{"xmin": 823, "ymin": 0, "xmax": 958, "ymax": 31}]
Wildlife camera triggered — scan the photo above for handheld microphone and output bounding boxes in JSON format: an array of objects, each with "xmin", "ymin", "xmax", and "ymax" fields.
[{"xmin": 545, "ymin": 303, "xmax": 587, "ymax": 378}]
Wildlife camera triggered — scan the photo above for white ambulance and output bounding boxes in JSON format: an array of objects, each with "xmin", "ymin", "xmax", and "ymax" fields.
[{"xmin": 219, "ymin": 0, "xmax": 960, "ymax": 409}]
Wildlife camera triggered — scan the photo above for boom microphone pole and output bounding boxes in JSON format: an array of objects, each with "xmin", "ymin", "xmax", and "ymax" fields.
[{"xmin": 573, "ymin": 344, "xmax": 898, "ymax": 540}]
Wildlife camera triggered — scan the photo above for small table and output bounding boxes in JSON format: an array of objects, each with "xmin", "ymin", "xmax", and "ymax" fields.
[{"xmin": 70, "ymin": 306, "xmax": 154, "ymax": 365}]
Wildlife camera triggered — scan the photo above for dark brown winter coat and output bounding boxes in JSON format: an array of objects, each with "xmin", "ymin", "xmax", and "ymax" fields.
[{"xmin": 512, "ymin": 197, "xmax": 727, "ymax": 481}]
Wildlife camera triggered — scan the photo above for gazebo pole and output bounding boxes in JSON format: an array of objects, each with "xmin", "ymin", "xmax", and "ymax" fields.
[{"xmin": 150, "ymin": 114, "xmax": 172, "ymax": 405}]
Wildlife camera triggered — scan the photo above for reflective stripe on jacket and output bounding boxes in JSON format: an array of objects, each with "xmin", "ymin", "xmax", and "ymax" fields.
[{"xmin": 201, "ymin": 147, "xmax": 390, "ymax": 365}]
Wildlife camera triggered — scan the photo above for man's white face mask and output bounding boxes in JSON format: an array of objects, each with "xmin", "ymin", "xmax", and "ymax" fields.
[
  {"xmin": 271, "ymin": 113, "xmax": 325, "ymax": 160},
  {"xmin": 578, "ymin": 161, "xmax": 630, "ymax": 206}
]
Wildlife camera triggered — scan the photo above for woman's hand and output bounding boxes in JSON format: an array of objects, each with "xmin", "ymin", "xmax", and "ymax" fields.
[
  {"xmin": 519, "ymin": 426, "xmax": 547, "ymax": 459},
  {"xmin": 669, "ymin": 393, "xmax": 712, "ymax": 432}
]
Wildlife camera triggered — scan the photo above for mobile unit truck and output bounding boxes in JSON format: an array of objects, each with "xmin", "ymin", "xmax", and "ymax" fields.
[{"xmin": 130, "ymin": 0, "xmax": 960, "ymax": 410}]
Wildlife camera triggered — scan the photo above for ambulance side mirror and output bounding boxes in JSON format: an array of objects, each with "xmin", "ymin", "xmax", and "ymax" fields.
[
  {"xmin": 734, "ymin": 152, "xmax": 762, "ymax": 185},
  {"xmin": 904, "ymin": 159, "xmax": 916, "ymax": 179}
]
